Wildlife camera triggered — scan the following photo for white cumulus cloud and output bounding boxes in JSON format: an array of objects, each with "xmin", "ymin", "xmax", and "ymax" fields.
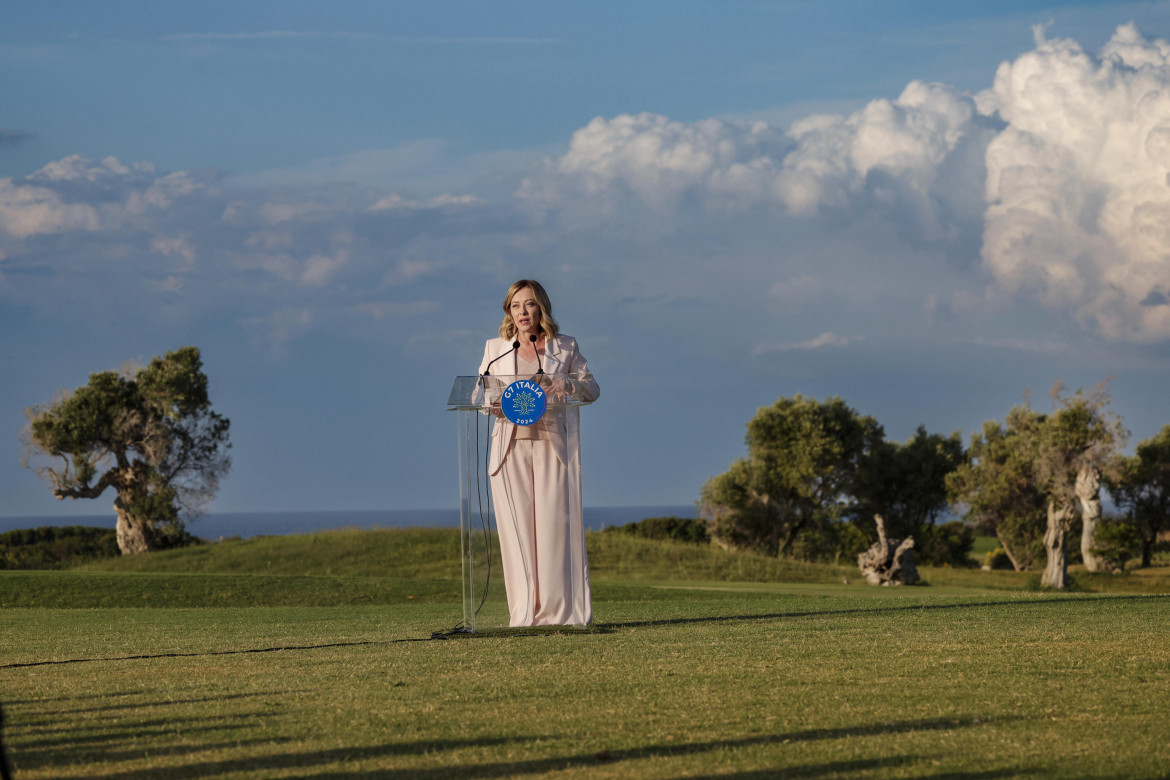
[
  {"xmin": 519, "ymin": 81, "xmax": 995, "ymax": 242},
  {"xmin": 979, "ymin": 22, "xmax": 1170, "ymax": 341},
  {"xmin": 0, "ymin": 155, "xmax": 209, "ymax": 239}
]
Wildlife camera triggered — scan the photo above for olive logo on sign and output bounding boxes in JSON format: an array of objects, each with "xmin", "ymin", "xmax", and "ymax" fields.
[{"xmin": 501, "ymin": 380, "xmax": 547, "ymax": 426}]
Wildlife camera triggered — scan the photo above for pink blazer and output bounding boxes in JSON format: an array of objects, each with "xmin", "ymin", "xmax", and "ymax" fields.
[{"xmin": 478, "ymin": 334, "xmax": 600, "ymax": 475}]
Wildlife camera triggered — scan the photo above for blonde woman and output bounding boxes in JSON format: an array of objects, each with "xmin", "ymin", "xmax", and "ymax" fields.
[{"xmin": 478, "ymin": 279, "xmax": 600, "ymax": 626}]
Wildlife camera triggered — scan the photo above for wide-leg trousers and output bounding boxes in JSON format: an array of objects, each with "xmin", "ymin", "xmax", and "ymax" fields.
[{"xmin": 490, "ymin": 438, "xmax": 590, "ymax": 626}]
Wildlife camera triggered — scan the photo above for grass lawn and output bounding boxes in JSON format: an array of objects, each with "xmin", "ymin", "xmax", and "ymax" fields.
[{"xmin": 2, "ymin": 530, "xmax": 1168, "ymax": 778}]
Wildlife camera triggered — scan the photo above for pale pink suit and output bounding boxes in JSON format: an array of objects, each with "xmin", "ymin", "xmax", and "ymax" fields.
[{"xmin": 478, "ymin": 334, "xmax": 599, "ymax": 626}]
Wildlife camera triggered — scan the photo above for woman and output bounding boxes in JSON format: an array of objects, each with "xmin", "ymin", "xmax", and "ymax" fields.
[{"xmin": 478, "ymin": 279, "xmax": 600, "ymax": 626}]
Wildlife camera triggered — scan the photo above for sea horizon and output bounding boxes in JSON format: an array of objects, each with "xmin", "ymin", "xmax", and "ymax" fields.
[{"xmin": 0, "ymin": 505, "xmax": 698, "ymax": 539}]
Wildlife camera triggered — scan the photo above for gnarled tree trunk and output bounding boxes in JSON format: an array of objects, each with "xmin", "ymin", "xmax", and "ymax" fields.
[
  {"xmin": 1042, "ymin": 500, "xmax": 1071, "ymax": 589},
  {"xmin": 994, "ymin": 527, "xmax": 1024, "ymax": 571},
  {"xmin": 1076, "ymin": 466, "xmax": 1104, "ymax": 572},
  {"xmin": 113, "ymin": 493, "xmax": 152, "ymax": 555},
  {"xmin": 858, "ymin": 514, "xmax": 918, "ymax": 586}
]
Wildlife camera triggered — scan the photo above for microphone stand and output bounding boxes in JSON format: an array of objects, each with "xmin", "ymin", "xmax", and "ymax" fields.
[{"xmin": 530, "ymin": 334, "xmax": 544, "ymax": 375}]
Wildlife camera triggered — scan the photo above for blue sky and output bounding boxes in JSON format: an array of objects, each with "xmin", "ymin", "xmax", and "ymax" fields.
[{"xmin": 4, "ymin": 1, "xmax": 1170, "ymax": 521}]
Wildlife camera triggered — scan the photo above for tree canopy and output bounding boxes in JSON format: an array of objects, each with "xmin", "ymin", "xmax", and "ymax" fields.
[
  {"xmin": 700, "ymin": 394, "xmax": 882, "ymax": 559},
  {"xmin": 697, "ymin": 381, "xmax": 1153, "ymax": 580},
  {"xmin": 852, "ymin": 425, "xmax": 967, "ymax": 563},
  {"xmin": 1108, "ymin": 424, "xmax": 1170, "ymax": 568},
  {"xmin": 700, "ymin": 395, "xmax": 977, "ymax": 565},
  {"xmin": 22, "ymin": 346, "xmax": 231, "ymax": 555},
  {"xmin": 946, "ymin": 408, "xmax": 1047, "ymax": 571}
]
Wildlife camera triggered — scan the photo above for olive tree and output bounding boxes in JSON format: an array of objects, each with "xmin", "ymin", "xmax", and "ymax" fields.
[
  {"xmin": 22, "ymin": 347, "xmax": 231, "ymax": 555},
  {"xmin": 946, "ymin": 409, "xmax": 1047, "ymax": 571},
  {"xmin": 1108, "ymin": 424, "xmax": 1170, "ymax": 568},
  {"xmin": 700, "ymin": 395, "xmax": 881, "ymax": 559},
  {"xmin": 1032, "ymin": 383, "xmax": 1127, "ymax": 586}
]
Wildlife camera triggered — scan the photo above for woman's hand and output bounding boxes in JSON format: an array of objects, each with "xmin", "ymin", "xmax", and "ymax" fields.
[{"xmin": 542, "ymin": 374, "xmax": 571, "ymax": 402}]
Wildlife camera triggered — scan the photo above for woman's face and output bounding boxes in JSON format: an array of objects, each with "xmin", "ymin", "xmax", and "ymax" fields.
[{"xmin": 509, "ymin": 286, "xmax": 542, "ymax": 339}]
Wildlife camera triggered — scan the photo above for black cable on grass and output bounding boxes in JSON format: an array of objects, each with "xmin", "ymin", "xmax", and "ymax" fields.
[
  {"xmin": 430, "ymin": 626, "xmax": 473, "ymax": 640},
  {"xmin": 0, "ymin": 639, "xmax": 437, "ymax": 670},
  {"xmin": 2, "ymin": 623, "xmax": 568, "ymax": 670},
  {"xmin": 2, "ymin": 626, "xmax": 593, "ymax": 670}
]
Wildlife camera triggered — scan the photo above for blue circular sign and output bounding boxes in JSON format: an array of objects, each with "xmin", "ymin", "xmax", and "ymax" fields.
[{"xmin": 500, "ymin": 379, "xmax": 547, "ymax": 426}]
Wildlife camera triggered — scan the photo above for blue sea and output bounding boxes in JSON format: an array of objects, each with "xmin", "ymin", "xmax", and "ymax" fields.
[{"xmin": 0, "ymin": 505, "xmax": 696, "ymax": 539}]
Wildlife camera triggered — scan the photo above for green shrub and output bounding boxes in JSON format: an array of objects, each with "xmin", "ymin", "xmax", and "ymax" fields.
[
  {"xmin": 790, "ymin": 520, "xmax": 871, "ymax": 565},
  {"xmin": 0, "ymin": 526, "xmax": 120, "ymax": 569},
  {"xmin": 917, "ymin": 521, "xmax": 977, "ymax": 567},
  {"xmin": 604, "ymin": 516, "xmax": 709, "ymax": 544},
  {"xmin": 1091, "ymin": 518, "xmax": 1142, "ymax": 572},
  {"xmin": 835, "ymin": 522, "xmax": 871, "ymax": 564},
  {"xmin": 983, "ymin": 547, "xmax": 1014, "ymax": 570}
]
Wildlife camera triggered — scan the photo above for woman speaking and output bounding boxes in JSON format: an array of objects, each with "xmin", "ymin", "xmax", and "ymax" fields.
[{"xmin": 478, "ymin": 279, "xmax": 600, "ymax": 626}]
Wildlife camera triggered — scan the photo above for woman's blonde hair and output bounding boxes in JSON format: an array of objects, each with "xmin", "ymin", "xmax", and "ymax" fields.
[{"xmin": 498, "ymin": 279, "xmax": 559, "ymax": 340}]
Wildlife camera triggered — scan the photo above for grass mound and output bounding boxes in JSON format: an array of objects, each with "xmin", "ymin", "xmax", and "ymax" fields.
[
  {"xmin": 1, "ymin": 527, "xmax": 1164, "ymax": 610},
  {"xmin": 81, "ymin": 526, "xmax": 1170, "ymax": 591},
  {"xmin": 75, "ymin": 527, "xmax": 852, "ymax": 583}
]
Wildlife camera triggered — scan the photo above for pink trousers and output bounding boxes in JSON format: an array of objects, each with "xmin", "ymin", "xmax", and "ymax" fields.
[{"xmin": 490, "ymin": 438, "xmax": 590, "ymax": 626}]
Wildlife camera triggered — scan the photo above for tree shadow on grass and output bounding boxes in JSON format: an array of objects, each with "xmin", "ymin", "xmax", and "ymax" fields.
[
  {"xmin": 7, "ymin": 687, "xmax": 307, "ymax": 772},
  {"xmin": 15, "ymin": 737, "xmax": 295, "ymax": 771},
  {"xmin": 71, "ymin": 716, "xmax": 1010, "ymax": 780},
  {"xmin": 13, "ymin": 689, "xmax": 306, "ymax": 723},
  {"xmin": 598, "ymin": 593, "xmax": 1169, "ymax": 631},
  {"xmin": 301, "ymin": 755, "xmax": 919, "ymax": 779},
  {"xmin": 291, "ymin": 717, "xmax": 1011, "ymax": 778},
  {"xmin": 73, "ymin": 736, "xmax": 542, "ymax": 780},
  {"xmin": 1, "ymin": 690, "xmax": 146, "ymax": 706},
  {"xmin": 0, "ymin": 640, "xmax": 384, "ymax": 669},
  {"xmin": 719, "ymin": 767, "xmax": 1033, "ymax": 780},
  {"xmin": 13, "ymin": 713, "xmax": 259, "ymax": 753}
]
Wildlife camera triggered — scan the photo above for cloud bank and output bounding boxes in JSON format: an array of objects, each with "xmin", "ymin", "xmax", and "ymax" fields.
[
  {"xmin": 517, "ymin": 23, "xmax": 1170, "ymax": 341},
  {"xmin": 520, "ymin": 79, "xmax": 993, "ymax": 235},
  {"xmin": 0, "ymin": 153, "xmax": 496, "ymax": 349},
  {"xmin": 5, "ymin": 24, "xmax": 1170, "ymax": 345}
]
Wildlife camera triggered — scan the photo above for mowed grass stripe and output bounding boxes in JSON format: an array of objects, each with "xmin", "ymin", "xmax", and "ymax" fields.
[
  {"xmin": 3, "ymin": 590, "xmax": 1163, "ymax": 666},
  {"xmin": 0, "ymin": 570, "xmax": 460, "ymax": 608}
]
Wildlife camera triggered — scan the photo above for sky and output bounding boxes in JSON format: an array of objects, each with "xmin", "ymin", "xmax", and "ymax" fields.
[{"xmin": 4, "ymin": 1, "xmax": 1170, "ymax": 520}]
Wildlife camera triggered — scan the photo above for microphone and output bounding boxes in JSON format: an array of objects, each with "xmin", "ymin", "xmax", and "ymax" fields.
[
  {"xmin": 482, "ymin": 341, "xmax": 520, "ymax": 376},
  {"xmin": 530, "ymin": 334, "xmax": 544, "ymax": 375}
]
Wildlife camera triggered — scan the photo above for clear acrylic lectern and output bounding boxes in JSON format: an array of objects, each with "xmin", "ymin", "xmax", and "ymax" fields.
[{"xmin": 446, "ymin": 374, "xmax": 596, "ymax": 631}]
